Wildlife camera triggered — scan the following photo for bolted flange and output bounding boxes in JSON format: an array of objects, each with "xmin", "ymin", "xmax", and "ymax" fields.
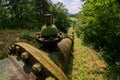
[
  {"xmin": 32, "ymin": 63, "xmax": 42, "ymax": 73},
  {"xmin": 21, "ymin": 52, "xmax": 29, "ymax": 59}
]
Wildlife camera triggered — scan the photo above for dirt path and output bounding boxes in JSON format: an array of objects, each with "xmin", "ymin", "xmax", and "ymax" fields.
[
  {"xmin": 69, "ymin": 34, "xmax": 107, "ymax": 80},
  {"xmin": 0, "ymin": 29, "xmax": 36, "ymax": 59}
]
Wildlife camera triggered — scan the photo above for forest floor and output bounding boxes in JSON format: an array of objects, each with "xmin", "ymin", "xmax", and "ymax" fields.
[{"xmin": 0, "ymin": 29, "xmax": 119, "ymax": 80}]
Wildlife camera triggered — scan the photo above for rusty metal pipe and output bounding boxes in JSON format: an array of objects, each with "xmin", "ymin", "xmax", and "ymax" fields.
[
  {"xmin": 58, "ymin": 37, "xmax": 73, "ymax": 61},
  {"xmin": 0, "ymin": 35, "xmax": 74, "ymax": 80},
  {"xmin": 54, "ymin": 35, "xmax": 74, "ymax": 71}
]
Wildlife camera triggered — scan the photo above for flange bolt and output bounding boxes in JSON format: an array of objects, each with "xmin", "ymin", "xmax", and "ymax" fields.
[
  {"xmin": 21, "ymin": 52, "xmax": 29, "ymax": 59},
  {"xmin": 32, "ymin": 63, "xmax": 42, "ymax": 73}
]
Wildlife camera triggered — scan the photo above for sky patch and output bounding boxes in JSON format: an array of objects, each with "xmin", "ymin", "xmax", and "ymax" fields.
[{"xmin": 51, "ymin": 0, "xmax": 83, "ymax": 14}]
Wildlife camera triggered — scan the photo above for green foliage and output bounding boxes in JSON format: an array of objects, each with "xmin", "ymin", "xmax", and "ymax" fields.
[
  {"xmin": 20, "ymin": 33, "xmax": 33, "ymax": 41},
  {"xmin": 0, "ymin": 1, "xmax": 70, "ymax": 33},
  {"xmin": 50, "ymin": 2, "xmax": 71, "ymax": 32},
  {"xmin": 41, "ymin": 25, "xmax": 58, "ymax": 37},
  {"xmin": 0, "ymin": 0, "xmax": 50, "ymax": 29},
  {"xmin": 76, "ymin": 0, "xmax": 120, "ymax": 63}
]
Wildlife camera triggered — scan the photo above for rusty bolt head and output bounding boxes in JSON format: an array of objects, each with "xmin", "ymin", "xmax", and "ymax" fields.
[
  {"xmin": 8, "ymin": 47, "xmax": 12, "ymax": 53},
  {"xmin": 15, "ymin": 46, "xmax": 20, "ymax": 54},
  {"xmin": 15, "ymin": 46, "xmax": 20, "ymax": 50},
  {"xmin": 8, "ymin": 46, "xmax": 12, "ymax": 50},
  {"xmin": 8, "ymin": 46, "xmax": 14, "ymax": 54},
  {"xmin": 32, "ymin": 63, "xmax": 42, "ymax": 73},
  {"xmin": 45, "ymin": 77, "xmax": 55, "ymax": 80},
  {"xmin": 21, "ymin": 52, "xmax": 29, "ymax": 59},
  {"xmin": 7, "ymin": 49, "xmax": 10, "ymax": 54},
  {"xmin": 11, "ymin": 45, "xmax": 15, "ymax": 48}
]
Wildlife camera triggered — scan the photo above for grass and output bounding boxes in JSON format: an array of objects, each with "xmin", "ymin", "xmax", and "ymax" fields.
[
  {"xmin": 66, "ymin": 34, "xmax": 107, "ymax": 80},
  {"xmin": 0, "ymin": 29, "xmax": 39, "ymax": 59},
  {"xmin": 69, "ymin": 17, "xmax": 77, "ymax": 22},
  {"xmin": 0, "ymin": 29, "xmax": 120, "ymax": 80}
]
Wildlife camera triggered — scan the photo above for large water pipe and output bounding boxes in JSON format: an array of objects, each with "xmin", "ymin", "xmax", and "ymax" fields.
[{"xmin": 0, "ymin": 35, "xmax": 74, "ymax": 80}]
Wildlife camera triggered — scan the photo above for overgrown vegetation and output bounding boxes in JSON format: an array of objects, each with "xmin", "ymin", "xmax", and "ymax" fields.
[
  {"xmin": 0, "ymin": 0, "xmax": 70, "ymax": 32},
  {"xmin": 0, "ymin": 29, "xmax": 40, "ymax": 59},
  {"xmin": 50, "ymin": 2, "xmax": 70, "ymax": 32},
  {"xmin": 76, "ymin": 0, "xmax": 120, "ymax": 65},
  {"xmin": 66, "ymin": 34, "xmax": 107, "ymax": 80}
]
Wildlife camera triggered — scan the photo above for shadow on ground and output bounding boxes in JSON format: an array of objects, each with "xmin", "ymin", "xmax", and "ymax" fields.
[
  {"xmin": 105, "ymin": 66, "xmax": 120, "ymax": 80},
  {"xmin": 65, "ymin": 47, "xmax": 74, "ymax": 80}
]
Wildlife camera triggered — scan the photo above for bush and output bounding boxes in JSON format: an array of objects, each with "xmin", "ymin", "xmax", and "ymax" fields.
[{"xmin": 76, "ymin": 0, "xmax": 120, "ymax": 63}]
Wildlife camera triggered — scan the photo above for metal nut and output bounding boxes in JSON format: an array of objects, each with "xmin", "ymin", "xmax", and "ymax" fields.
[
  {"xmin": 32, "ymin": 63, "xmax": 42, "ymax": 73},
  {"xmin": 8, "ymin": 47, "xmax": 12, "ymax": 53},
  {"xmin": 15, "ymin": 46, "xmax": 20, "ymax": 54},
  {"xmin": 21, "ymin": 52, "xmax": 29, "ymax": 59},
  {"xmin": 45, "ymin": 77, "xmax": 55, "ymax": 80},
  {"xmin": 11, "ymin": 45, "xmax": 15, "ymax": 48},
  {"xmin": 15, "ymin": 46, "xmax": 20, "ymax": 50}
]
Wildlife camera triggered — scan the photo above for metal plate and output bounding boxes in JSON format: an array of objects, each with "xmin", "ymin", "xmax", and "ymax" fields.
[
  {"xmin": 0, "ymin": 56, "xmax": 36, "ymax": 80},
  {"xmin": 14, "ymin": 42, "xmax": 68, "ymax": 80}
]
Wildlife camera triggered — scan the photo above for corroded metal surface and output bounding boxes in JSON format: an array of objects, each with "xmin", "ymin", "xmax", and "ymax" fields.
[
  {"xmin": 13, "ymin": 42, "xmax": 68, "ymax": 80},
  {"xmin": 0, "ymin": 56, "xmax": 36, "ymax": 80},
  {"xmin": 36, "ymin": 30, "xmax": 63, "ymax": 47},
  {"xmin": 0, "ymin": 35, "xmax": 73, "ymax": 80},
  {"xmin": 36, "ymin": 14, "xmax": 63, "ymax": 47},
  {"xmin": 0, "ymin": 13, "xmax": 74, "ymax": 80},
  {"xmin": 58, "ymin": 36, "xmax": 74, "ymax": 62}
]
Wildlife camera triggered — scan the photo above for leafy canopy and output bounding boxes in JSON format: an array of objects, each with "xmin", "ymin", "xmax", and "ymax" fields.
[{"xmin": 76, "ymin": 0, "xmax": 120, "ymax": 62}]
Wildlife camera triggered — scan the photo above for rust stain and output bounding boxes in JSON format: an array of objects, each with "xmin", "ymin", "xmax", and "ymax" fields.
[
  {"xmin": 15, "ymin": 42, "xmax": 68, "ymax": 80},
  {"xmin": 58, "ymin": 38, "xmax": 73, "ymax": 61},
  {"xmin": 10, "ymin": 75, "xmax": 18, "ymax": 80},
  {"xmin": 0, "ymin": 57, "xmax": 36, "ymax": 80},
  {"xmin": 8, "ymin": 57, "xmax": 29, "ymax": 80}
]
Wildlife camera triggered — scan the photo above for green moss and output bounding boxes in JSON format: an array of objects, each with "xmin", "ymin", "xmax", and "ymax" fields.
[
  {"xmin": 0, "ymin": 51, "xmax": 8, "ymax": 60},
  {"xmin": 41, "ymin": 25, "xmax": 58, "ymax": 37}
]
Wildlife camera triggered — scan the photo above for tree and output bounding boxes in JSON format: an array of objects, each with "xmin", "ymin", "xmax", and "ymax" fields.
[
  {"xmin": 0, "ymin": 0, "xmax": 70, "ymax": 31},
  {"xmin": 76, "ymin": 0, "xmax": 120, "ymax": 62},
  {"xmin": 35, "ymin": 0, "xmax": 51, "ymax": 26},
  {"xmin": 0, "ymin": 0, "xmax": 51, "ymax": 29},
  {"xmin": 0, "ymin": 0, "xmax": 11, "ymax": 28},
  {"xmin": 50, "ymin": 2, "xmax": 70, "ymax": 32}
]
